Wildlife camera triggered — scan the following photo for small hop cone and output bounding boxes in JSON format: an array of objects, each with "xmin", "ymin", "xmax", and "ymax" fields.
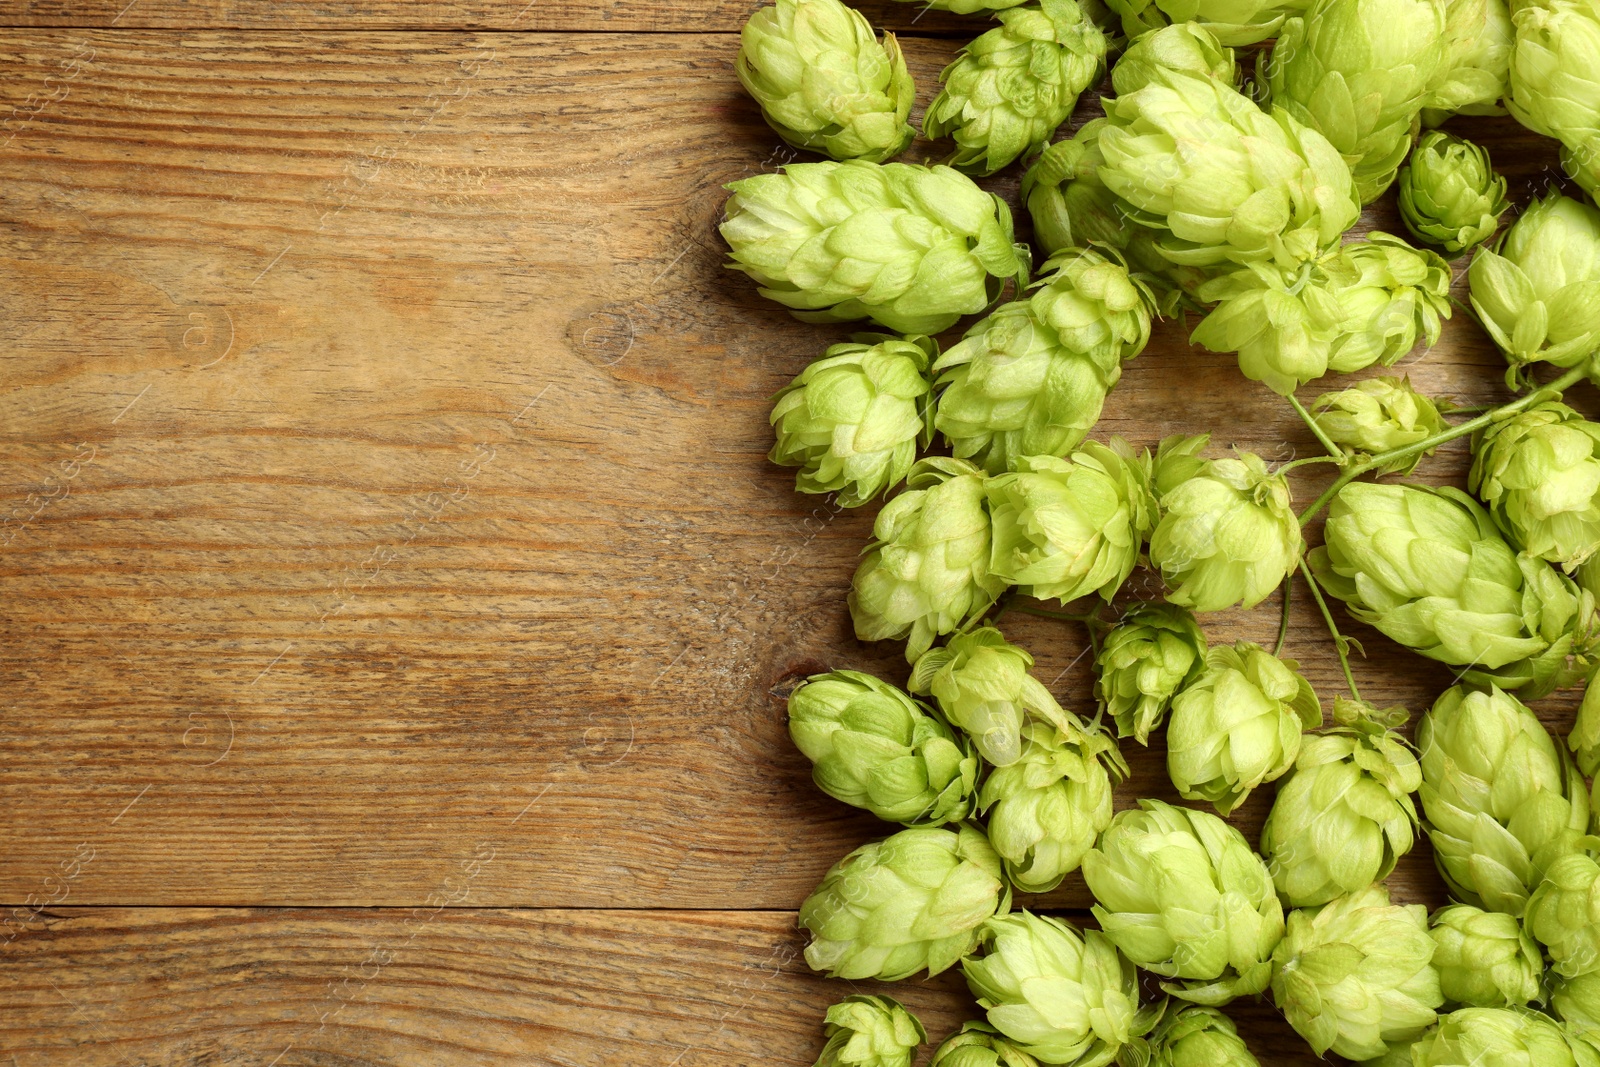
[
  {"xmin": 1470, "ymin": 400, "xmax": 1600, "ymax": 572},
  {"xmin": 1147, "ymin": 1005, "xmax": 1261, "ymax": 1067},
  {"xmin": 1508, "ymin": 0, "xmax": 1600, "ymax": 198},
  {"xmin": 927, "ymin": 1022, "xmax": 1042, "ymax": 1067},
  {"xmin": 1422, "ymin": 0, "xmax": 1512, "ymax": 124},
  {"xmin": 1103, "ymin": 0, "xmax": 1311, "ymax": 44},
  {"xmin": 909, "ymin": 626, "xmax": 1072, "ymax": 767},
  {"xmin": 1094, "ymin": 601, "xmax": 1207, "ymax": 745},
  {"xmin": 1310, "ymin": 376, "xmax": 1447, "ymax": 476},
  {"xmin": 1410, "ymin": 1007, "xmax": 1600, "ymax": 1067},
  {"xmin": 1399, "ymin": 132, "xmax": 1510, "ymax": 256},
  {"xmin": 1428, "ymin": 904, "xmax": 1544, "ymax": 1009},
  {"xmin": 815, "ymin": 995, "xmax": 927, "ymax": 1067}
]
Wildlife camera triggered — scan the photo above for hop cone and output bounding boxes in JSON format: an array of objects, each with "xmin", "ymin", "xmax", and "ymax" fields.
[
  {"xmin": 1471, "ymin": 400, "xmax": 1600, "ymax": 572},
  {"xmin": 787, "ymin": 670, "xmax": 979, "ymax": 825},
  {"xmin": 961, "ymin": 911, "xmax": 1152, "ymax": 1065},
  {"xmin": 816, "ymin": 995, "xmax": 927, "ymax": 1067},
  {"xmin": 1327, "ymin": 232, "xmax": 1453, "ymax": 372},
  {"xmin": 1310, "ymin": 376, "xmax": 1447, "ymax": 476},
  {"xmin": 1507, "ymin": 0, "xmax": 1600, "ymax": 198},
  {"xmin": 850, "ymin": 458, "xmax": 1007, "ymax": 663},
  {"xmin": 1468, "ymin": 191, "xmax": 1600, "ymax": 379},
  {"xmin": 978, "ymin": 717, "xmax": 1127, "ymax": 893},
  {"xmin": 1310, "ymin": 481, "xmax": 1597, "ymax": 696},
  {"xmin": 1148, "ymin": 1005, "xmax": 1260, "ymax": 1067},
  {"xmin": 928, "ymin": 1022, "xmax": 1041, "ymax": 1067},
  {"xmin": 1399, "ymin": 132, "xmax": 1510, "ymax": 256},
  {"xmin": 1411, "ymin": 1007, "xmax": 1600, "ymax": 1067},
  {"xmin": 1572, "ymin": 669, "xmax": 1600, "ymax": 777},
  {"xmin": 735, "ymin": 0, "xmax": 915, "ymax": 164},
  {"xmin": 1260, "ymin": 698, "xmax": 1420, "ymax": 908},
  {"xmin": 1270, "ymin": 883, "xmax": 1443, "ymax": 1061},
  {"xmin": 1428, "ymin": 904, "xmax": 1544, "ymax": 1008},
  {"xmin": 933, "ymin": 247, "xmax": 1154, "ymax": 474},
  {"xmin": 1149, "ymin": 435, "xmax": 1303, "ymax": 613},
  {"xmin": 1527, "ymin": 854, "xmax": 1600, "ymax": 979},
  {"xmin": 1109, "ymin": 20, "xmax": 1238, "ymax": 92},
  {"xmin": 985, "ymin": 441, "xmax": 1156, "ymax": 603},
  {"xmin": 1083, "ymin": 799, "xmax": 1285, "ymax": 1006},
  {"xmin": 721, "ymin": 160, "xmax": 1028, "ymax": 335},
  {"xmin": 800, "ymin": 824, "xmax": 1009, "ymax": 980},
  {"xmin": 1554, "ymin": 971, "xmax": 1600, "ymax": 1054},
  {"xmin": 1102, "ymin": 0, "xmax": 1310, "ymax": 44},
  {"xmin": 924, "ymin": 0, "xmax": 1108, "ymax": 177},
  {"xmin": 1424, "ymin": 0, "xmax": 1513, "ymax": 123},
  {"xmin": 1095, "ymin": 601, "xmax": 1207, "ymax": 745},
  {"xmin": 910, "ymin": 626, "xmax": 1073, "ymax": 767},
  {"xmin": 770, "ymin": 334, "xmax": 935, "ymax": 507},
  {"xmin": 1166, "ymin": 641, "xmax": 1321, "ymax": 816},
  {"xmin": 1416, "ymin": 684, "xmax": 1592, "ymax": 916}
]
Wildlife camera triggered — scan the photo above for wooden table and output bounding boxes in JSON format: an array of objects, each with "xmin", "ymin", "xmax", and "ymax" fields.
[{"xmin": 0, "ymin": 4, "xmax": 1584, "ymax": 1063}]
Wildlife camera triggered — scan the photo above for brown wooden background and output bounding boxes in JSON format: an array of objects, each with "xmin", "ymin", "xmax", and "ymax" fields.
[{"xmin": 0, "ymin": 4, "xmax": 1587, "ymax": 1064}]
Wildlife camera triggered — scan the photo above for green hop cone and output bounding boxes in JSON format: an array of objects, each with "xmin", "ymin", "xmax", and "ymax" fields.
[
  {"xmin": 1310, "ymin": 481, "xmax": 1597, "ymax": 696},
  {"xmin": 1082, "ymin": 799, "xmax": 1285, "ymax": 1006},
  {"xmin": 927, "ymin": 1022, "xmax": 1041, "ymax": 1067},
  {"xmin": 1572, "ymin": 669, "xmax": 1600, "ymax": 777},
  {"xmin": 815, "ymin": 995, "xmax": 928, "ymax": 1067},
  {"xmin": 910, "ymin": 626, "xmax": 1073, "ymax": 767},
  {"xmin": 1508, "ymin": 0, "xmax": 1600, "ymax": 198},
  {"xmin": 1309, "ymin": 376, "xmax": 1447, "ymax": 476},
  {"xmin": 1094, "ymin": 601, "xmax": 1208, "ymax": 745},
  {"xmin": 1428, "ymin": 903, "xmax": 1544, "ymax": 1008},
  {"xmin": 1260, "ymin": 697, "xmax": 1421, "ymax": 908},
  {"xmin": 1109, "ymin": 21, "xmax": 1238, "ymax": 92},
  {"xmin": 850, "ymin": 458, "xmax": 1008, "ymax": 663},
  {"xmin": 1326, "ymin": 232, "xmax": 1453, "ymax": 374},
  {"xmin": 1149, "ymin": 435, "xmax": 1303, "ymax": 613},
  {"xmin": 934, "ymin": 247, "xmax": 1155, "ymax": 475},
  {"xmin": 1398, "ymin": 132, "xmax": 1510, "ymax": 257},
  {"xmin": 1417, "ymin": 684, "xmax": 1592, "ymax": 916},
  {"xmin": 924, "ymin": 0, "xmax": 1108, "ymax": 177},
  {"xmin": 1102, "ymin": 0, "xmax": 1309, "ymax": 44},
  {"xmin": 985, "ymin": 441, "xmax": 1156, "ymax": 603},
  {"xmin": 961, "ymin": 911, "xmax": 1154, "ymax": 1065},
  {"xmin": 721, "ymin": 160, "xmax": 1028, "ymax": 335},
  {"xmin": 1148, "ymin": 1005, "xmax": 1260, "ymax": 1067},
  {"xmin": 978, "ymin": 717, "xmax": 1128, "ymax": 893},
  {"xmin": 787, "ymin": 670, "xmax": 980, "ymax": 825},
  {"xmin": 1468, "ymin": 191, "xmax": 1600, "ymax": 380},
  {"xmin": 1270, "ymin": 883, "xmax": 1443, "ymax": 1061},
  {"xmin": 1166, "ymin": 641, "xmax": 1321, "ymax": 816},
  {"xmin": 1471, "ymin": 400, "xmax": 1600, "ymax": 572},
  {"xmin": 1423, "ymin": 0, "xmax": 1514, "ymax": 124},
  {"xmin": 1527, "ymin": 854, "xmax": 1600, "ymax": 979},
  {"xmin": 800, "ymin": 824, "xmax": 1010, "ymax": 980},
  {"xmin": 736, "ymin": 0, "xmax": 916, "ymax": 164},
  {"xmin": 769, "ymin": 333, "xmax": 935, "ymax": 507},
  {"xmin": 1554, "ymin": 971, "xmax": 1600, "ymax": 1053},
  {"xmin": 1410, "ymin": 1007, "xmax": 1600, "ymax": 1067}
]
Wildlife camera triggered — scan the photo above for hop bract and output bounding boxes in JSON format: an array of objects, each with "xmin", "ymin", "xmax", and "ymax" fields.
[
  {"xmin": 1260, "ymin": 697, "xmax": 1420, "ymax": 908},
  {"xmin": 1095, "ymin": 601, "xmax": 1208, "ymax": 744},
  {"xmin": 1399, "ymin": 132, "xmax": 1510, "ymax": 256},
  {"xmin": 721, "ymin": 160, "xmax": 1028, "ymax": 335},
  {"xmin": 979, "ymin": 717, "xmax": 1127, "ymax": 893},
  {"xmin": 816, "ymin": 995, "xmax": 927, "ymax": 1067},
  {"xmin": 800, "ymin": 824, "xmax": 1009, "ymax": 981},
  {"xmin": 1149, "ymin": 435, "xmax": 1303, "ymax": 613},
  {"xmin": 1423, "ymin": 0, "xmax": 1513, "ymax": 123},
  {"xmin": 962, "ymin": 911, "xmax": 1151, "ymax": 1065},
  {"xmin": 1103, "ymin": 0, "xmax": 1310, "ymax": 44},
  {"xmin": 934, "ymin": 247, "xmax": 1154, "ymax": 474},
  {"xmin": 769, "ymin": 334, "xmax": 934, "ymax": 507},
  {"xmin": 1471, "ymin": 400, "xmax": 1600, "ymax": 573},
  {"xmin": 787, "ymin": 670, "xmax": 979, "ymax": 825},
  {"xmin": 735, "ymin": 0, "xmax": 915, "ymax": 164},
  {"xmin": 1411, "ymin": 1007, "xmax": 1600, "ymax": 1067},
  {"xmin": 1148, "ymin": 1005, "xmax": 1260, "ymax": 1067},
  {"xmin": 924, "ymin": 0, "xmax": 1107, "ymax": 177},
  {"xmin": 1554, "ymin": 971, "xmax": 1600, "ymax": 1054},
  {"xmin": 1417, "ymin": 684, "xmax": 1591, "ymax": 916},
  {"xmin": 910, "ymin": 626, "xmax": 1073, "ymax": 767},
  {"xmin": 850, "ymin": 458, "xmax": 1007, "ymax": 663},
  {"xmin": 1269, "ymin": 883, "xmax": 1443, "ymax": 1061},
  {"xmin": 1527, "ymin": 854, "xmax": 1600, "ymax": 979},
  {"xmin": 1507, "ymin": 0, "xmax": 1600, "ymax": 198},
  {"xmin": 1310, "ymin": 376, "xmax": 1447, "ymax": 476},
  {"xmin": 927, "ymin": 1022, "xmax": 1042, "ymax": 1067},
  {"xmin": 1083, "ymin": 799, "xmax": 1285, "ymax": 1005},
  {"xmin": 1428, "ymin": 903, "xmax": 1544, "ymax": 1008}
]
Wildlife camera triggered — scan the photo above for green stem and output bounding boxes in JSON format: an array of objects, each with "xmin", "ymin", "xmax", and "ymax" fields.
[
  {"xmin": 1008, "ymin": 601, "xmax": 1108, "ymax": 628},
  {"xmin": 1274, "ymin": 575, "xmax": 1292, "ymax": 657},
  {"xmin": 1288, "ymin": 393, "xmax": 1345, "ymax": 460},
  {"xmin": 1277, "ymin": 455, "xmax": 1344, "ymax": 475},
  {"xmin": 1299, "ymin": 560, "xmax": 1360, "ymax": 702}
]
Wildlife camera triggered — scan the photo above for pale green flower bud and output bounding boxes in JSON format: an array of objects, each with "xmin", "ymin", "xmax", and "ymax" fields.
[
  {"xmin": 1468, "ymin": 191, "xmax": 1600, "ymax": 378},
  {"xmin": 736, "ymin": 0, "xmax": 915, "ymax": 164},
  {"xmin": 1095, "ymin": 601, "xmax": 1208, "ymax": 744},
  {"xmin": 1270, "ymin": 883, "xmax": 1443, "ymax": 1061},
  {"xmin": 934, "ymin": 248, "xmax": 1154, "ymax": 474},
  {"xmin": 1166, "ymin": 641, "xmax": 1321, "ymax": 815},
  {"xmin": 1104, "ymin": 0, "xmax": 1310, "ymax": 44},
  {"xmin": 1310, "ymin": 376, "xmax": 1447, "ymax": 476},
  {"xmin": 850, "ymin": 458, "xmax": 1008, "ymax": 663},
  {"xmin": 801, "ymin": 824, "xmax": 1010, "ymax": 980},
  {"xmin": 1571, "ymin": 668, "xmax": 1600, "ymax": 777},
  {"xmin": 978, "ymin": 718, "xmax": 1128, "ymax": 892},
  {"xmin": 1149, "ymin": 1005, "xmax": 1260, "ymax": 1067},
  {"xmin": 928, "ymin": 1022, "xmax": 1041, "ymax": 1067},
  {"xmin": 1261, "ymin": 697, "xmax": 1421, "ymax": 908},
  {"xmin": 770, "ymin": 334, "xmax": 934, "ymax": 507},
  {"xmin": 1149, "ymin": 437, "xmax": 1303, "ymax": 613},
  {"xmin": 1399, "ymin": 132, "xmax": 1510, "ymax": 256},
  {"xmin": 721, "ymin": 160, "xmax": 1028, "ymax": 335},
  {"xmin": 1417, "ymin": 684, "xmax": 1592, "ymax": 916},
  {"xmin": 1265, "ymin": 0, "xmax": 1448, "ymax": 204},
  {"xmin": 1527, "ymin": 854, "xmax": 1600, "ymax": 979},
  {"xmin": 1554, "ymin": 971, "xmax": 1600, "ymax": 1053},
  {"xmin": 1410, "ymin": 1007, "xmax": 1600, "ymax": 1067},
  {"xmin": 1083, "ymin": 799, "xmax": 1285, "ymax": 1005},
  {"xmin": 1428, "ymin": 904, "xmax": 1544, "ymax": 1008},
  {"xmin": 1471, "ymin": 400, "xmax": 1600, "ymax": 572},
  {"xmin": 910, "ymin": 626, "xmax": 1073, "ymax": 767},
  {"xmin": 1508, "ymin": 0, "xmax": 1600, "ymax": 198},
  {"xmin": 962, "ymin": 911, "xmax": 1152, "ymax": 1065},
  {"xmin": 925, "ymin": 0, "xmax": 1108, "ymax": 177},
  {"xmin": 985, "ymin": 441, "xmax": 1156, "ymax": 603},
  {"xmin": 816, "ymin": 995, "xmax": 927, "ymax": 1067},
  {"xmin": 1422, "ymin": 0, "xmax": 1513, "ymax": 123},
  {"xmin": 787, "ymin": 670, "xmax": 980, "ymax": 825}
]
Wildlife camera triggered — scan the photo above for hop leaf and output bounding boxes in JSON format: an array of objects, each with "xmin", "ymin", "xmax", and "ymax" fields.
[
  {"xmin": 1399, "ymin": 132, "xmax": 1510, "ymax": 256},
  {"xmin": 1310, "ymin": 376, "xmax": 1447, "ymax": 475},
  {"xmin": 1094, "ymin": 601, "xmax": 1208, "ymax": 744},
  {"xmin": 815, "ymin": 995, "xmax": 928, "ymax": 1067},
  {"xmin": 1471, "ymin": 400, "xmax": 1600, "ymax": 572},
  {"xmin": 910, "ymin": 626, "xmax": 1073, "ymax": 767},
  {"xmin": 1428, "ymin": 904, "xmax": 1544, "ymax": 1009}
]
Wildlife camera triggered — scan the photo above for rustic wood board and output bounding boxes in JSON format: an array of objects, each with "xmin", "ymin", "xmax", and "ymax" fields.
[{"xmin": 0, "ymin": 16, "xmax": 1590, "ymax": 1067}]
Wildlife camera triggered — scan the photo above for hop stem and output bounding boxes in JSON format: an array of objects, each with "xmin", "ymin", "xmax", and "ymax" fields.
[
  {"xmin": 1288, "ymin": 392, "xmax": 1346, "ymax": 461},
  {"xmin": 1274, "ymin": 576, "xmax": 1292, "ymax": 657},
  {"xmin": 1299, "ymin": 560, "xmax": 1360, "ymax": 704}
]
